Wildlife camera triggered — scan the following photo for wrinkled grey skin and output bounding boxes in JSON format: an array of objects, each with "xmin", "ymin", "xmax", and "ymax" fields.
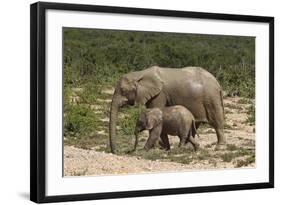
[
  {"xmin": 134, "ymin": 106, "xmax": 200, "ymax": 151},
  {"xmin": 109, "ymin": 66, "xmax": 225, "ymax": 153}
]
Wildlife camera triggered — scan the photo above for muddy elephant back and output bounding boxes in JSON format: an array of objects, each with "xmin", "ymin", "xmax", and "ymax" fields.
[
  {"xmin": 198, "ymin": 67, "xmax": 221, "ymax": 89},
  {"xmin": 183, "ymin": 67, "xmax": 220, "ymax": 87}
]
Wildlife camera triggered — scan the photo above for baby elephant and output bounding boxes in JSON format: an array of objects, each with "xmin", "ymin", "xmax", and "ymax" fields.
[{"xmin": 134, "ymin": 105, "xmax": 200, "ymax": 151}]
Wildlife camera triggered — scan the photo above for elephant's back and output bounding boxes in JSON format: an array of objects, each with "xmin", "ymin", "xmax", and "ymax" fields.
[
  {"xmin": 182, "ymin": 67, "xmax": 221, "ymax": 88},
  {"xmin": 158, "ymin": 66, "xmax": 220, "ymax": 88},
  {"xmin": 158, "ymin": 66, "xmax": 221, "ymax": 97},
  {"xmin": 162, "ymin": 105, "xmax": 191, "ymax": 116},
  {"xmin": 162, "ymin": 105, "xmax": 193, "ymax": 134}
]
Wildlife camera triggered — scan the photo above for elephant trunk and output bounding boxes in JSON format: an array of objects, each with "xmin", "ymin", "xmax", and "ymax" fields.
[
  {"xmin": 109, "ymin": 91, "xmax": 119, "ymax": 153},
  {"xmin": 133, "ymin": 128, "xmax": 139, "ymax": 151},
  {"xmin": 109, "ymin": 89, "xmax": 122, "ymax": 154}
]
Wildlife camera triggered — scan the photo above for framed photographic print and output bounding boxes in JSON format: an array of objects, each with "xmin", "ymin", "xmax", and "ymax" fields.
[{"xmin": 30, "ymin": 1, "xmax": 274, "ymax": 203}]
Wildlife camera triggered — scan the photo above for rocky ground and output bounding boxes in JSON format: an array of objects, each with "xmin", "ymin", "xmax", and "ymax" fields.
[{"xmin": 64, "ymin": 88, "xmax": 255, "ymax": 176}]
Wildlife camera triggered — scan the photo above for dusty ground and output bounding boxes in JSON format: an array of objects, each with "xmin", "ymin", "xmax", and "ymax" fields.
[
  {"xmin": 65, "ymin": 146, "xmax": 195, "ymax": 176},
  {"xmin": 64, "ymin": 91, "xmax": 255, "ymax": 176}
]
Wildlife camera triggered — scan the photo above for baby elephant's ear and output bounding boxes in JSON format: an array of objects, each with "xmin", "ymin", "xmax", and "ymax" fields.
[{"xmin": 146, "ymin": 109, "xmax": 163, "ymax": 130}]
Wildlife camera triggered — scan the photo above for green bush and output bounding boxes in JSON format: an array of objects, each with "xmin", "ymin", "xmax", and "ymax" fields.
[
  {"xmin": 119, "ymin": 107, "xmax": 143, "ymax": 136},
  {"xmin": 235, "ymin": 154, "xmax": 255, "ymax": 167},
  {"xmin": 64, "ymin": 105, "xmax": 98, "ymax": 138},
  {"xmin": 216, "ymin": 65, "xmax": 255, "ymax": 98},
  {"xmin": 246, "ymin": 104, "xmax": 255, "ymax": 124}
]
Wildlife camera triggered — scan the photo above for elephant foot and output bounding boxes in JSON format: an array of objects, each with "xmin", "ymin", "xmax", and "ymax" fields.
[
  {"xmin": 215, "ymin": 128, "xmax": 226, "ymax": 146},
  {"xmin": 126, "ymin": 148, "xmax": 136, "ymax": 154},
  {"xmin": 144, "ymin": 145, "xmax": 150, "ymax": 151},
  {"xmin": 159, "ymin": 146, "xmax": 170, "ymax": 151},
  {"xmin": 193, "ymin": 143, "xmax": 200, "ymax": 151},
  {"xmin": 159, "ymin": 140, "xmax": 170, "ymax": 150},
  {"xmin": 159, "ymin": 140, "xmax": 165, "ymax": 148},
  {"xmin": 215, "ymin": 143, "xmax": 227, "ymax": 151}
]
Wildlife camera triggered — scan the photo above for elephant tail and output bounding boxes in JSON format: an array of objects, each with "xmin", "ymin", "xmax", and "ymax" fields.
[
  {"xmin": 220, "ymin": 90, "xmax": 225, "ymax": 119},
  {"xmin": 192, "ymin": 120, "xmax": 200, "ymax": 138}
]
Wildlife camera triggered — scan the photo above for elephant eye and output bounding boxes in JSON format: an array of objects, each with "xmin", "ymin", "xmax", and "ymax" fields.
[
  {"xmin": 122, "ymin": 89, "xmax": 135, "ymax": 100},
  {"xmin": 138, "ymin": 121, "xmax": 145, "ymax": 128},
  {"xmin": 121, "ymin": 89, "xmax": 128, "ymax": 97}
]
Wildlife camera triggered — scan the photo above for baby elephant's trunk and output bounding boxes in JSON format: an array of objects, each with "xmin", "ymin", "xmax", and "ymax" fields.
[
  {"xmin": 133, "ymin": 127, "xmax": 140, "ymax": 151},
  {"xmin": 126, "ymin": 129, "xmax": 139, "ymax": 154}
]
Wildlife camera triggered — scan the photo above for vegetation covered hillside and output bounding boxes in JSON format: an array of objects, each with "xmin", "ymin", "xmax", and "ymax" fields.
[{"xmin": 64, "ymin": 28, "xmax": 255, "ymax": 98}]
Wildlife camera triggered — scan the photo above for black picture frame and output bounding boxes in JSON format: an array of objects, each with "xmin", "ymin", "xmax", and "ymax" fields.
[{"xmin": 30, "ymin": 1, "xmax": 274, "ymax": 203}]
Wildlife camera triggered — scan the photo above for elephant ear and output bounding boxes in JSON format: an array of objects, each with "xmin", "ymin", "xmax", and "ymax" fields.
[
  {"xmin": 146, "ymin": 109, "xmax": 163, "ymax": 130},
  {"xmin": 135, "ymin": 68, "xmax": 164, "ymax": 105}
]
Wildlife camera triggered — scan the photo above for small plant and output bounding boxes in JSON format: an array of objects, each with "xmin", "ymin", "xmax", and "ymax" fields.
[
  {"xmin": 204, "ymin": 144, "xmax": 213, "ymax": 148},
  {"xmin": 208, "ymin": 159, "xmax": 218, "ymax": 167},
  {"xmin": 224, "ymin": 103, "xmax": 243, "ymax": 110},
  {"xmin": 235, "ymin": 154, "xmax": 255, "ymax": 167},
  {"xmin": 226, "ymin": 144, "xmax": 239, "ymax": 151},
  {"xmin": 224, "ymin": 123, "xmax": 233, "ymax": 129},
  {"xmin": 169, "ymin": 155, "xmax": 193, "ymax": 165},
  {"xmin": 220, "ymin": 152, "xmax": 236, "ymax": 162},
  {"xmin": 245, "ymin": 104, "xmax": 255, "ymax": 124},
  {"xmin": 236, "ymin": 147, "xmax": 252, "ymax": 156},
  {"xmin": 140, "ymin": 149, "xmax": 165, "ymax": 161},
  {"xmin": 219, "ymin": 146, "xmax": 254, "ymax": 163},
  {"xmin": 71, "ymin": 168, "xmax": 88, "ymax": 176},
  {"xmin": 64, "ymin": 105, "xmax": 99, "ymax": 138},
  {"xmin": 224, "ymin": 109, "xmax": 233, "ymax": 114},
  {"xmin": 242, "ymin": 139, "xmax": 255, "ymax": 147},
  {"xmin": 238, "ymin": 98, "xmax": 252, "ymax": 104},
  {"xmin": 197, "ymin": 149, "xmax": 212, "ymax": 160},
  {"xmin": 119, "ymin": 107, "xmax": 144, "ymax": 136}
]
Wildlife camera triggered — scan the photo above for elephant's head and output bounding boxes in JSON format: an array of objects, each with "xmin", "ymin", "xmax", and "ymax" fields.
[
  {"xmin": 133, "ymin": 108, "xmax": 163, "ymax": 151},
  {"xmin": 109, "ymin": 67, "xmax": 163, "ymax": 153},
  {"xmin": 134, "ymin": 108, "xmax": 163, "ymax": 133}
]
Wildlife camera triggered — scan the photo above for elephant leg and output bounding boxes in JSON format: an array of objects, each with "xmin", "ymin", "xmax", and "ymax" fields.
[
  {"xmin": 215, "ymin": 128, "xmax": 226, "ymax": 145},
  {"xmin": 144, "ymin": 124, "xmax": 162, "ymax": 151},
  {"xmin": 158, "ymin": 139, "xmax": 165, "ymax": 148},
  {"xmin": 159, "ymin": 133, "xmax": 170, "ymax": 150},
  {"xmin": 144, "ymin": 134, "xmax": 158, "ymax": 151},
  {"xmin": 188, "ymin": 135, "xmax": 200, "ymax": 151},
  {"xmin": 180, "ymin": 130, "xmax": 189, "ymax": 147},
  {"xmin": 185, "ymin": 132, "xmax": 191, "ymax": 144},
  {"xmin": 205, "ymin": 102, "xmax": 226, "ymax": 145},
  {"xmin": 195, "ymin": 122, "xmax": 201, "ymax": 130},
  {"xmin": 179, "ymin": 137, "xmax": 184, "ymax": 147}
]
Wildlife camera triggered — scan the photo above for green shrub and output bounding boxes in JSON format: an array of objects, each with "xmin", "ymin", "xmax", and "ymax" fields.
[
  {"xmin": 238, "ymin": 98, "xmax": 252, "ymax": 104},
  {"xmin": 235, "ymin": 154, "xmax": 255, "ymax": 167},
  {"xmin": 226, "ymin": 144, "xmax": 239, "ymax": 151},
  {"xmin": 220, "ymin": 152, "xmax": 236, "ymax": 162},
  {"xmin": 246, "ymin": 104, "xmax": 255, "ymax": 124},
  {"xmin": 64, "ymin": 105, "xmax": 98, "ymax": 138},
  {"xmin": 119, "ymin": 107, "xmax": 143, "ymax": 136}
]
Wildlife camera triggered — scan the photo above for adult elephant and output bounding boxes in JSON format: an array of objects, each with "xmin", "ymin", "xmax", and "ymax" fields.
[{"xmin": 109, "ymin": 66, "xmax": 225, "ymax": 153}]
